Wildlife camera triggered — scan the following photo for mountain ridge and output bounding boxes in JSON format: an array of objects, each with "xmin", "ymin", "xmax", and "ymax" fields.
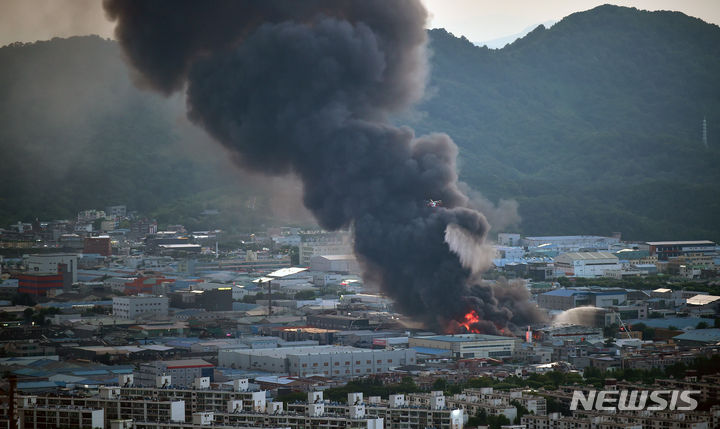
[{"xmin": 1, "ymin": 5, "xmax": 718, "ymax": 240}]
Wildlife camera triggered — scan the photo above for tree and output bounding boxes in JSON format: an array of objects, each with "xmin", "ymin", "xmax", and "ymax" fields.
[
  {"xmin": 696, "ymin": 321, "xmax": 709, "ymax": 329},
  {"xmin": 294, "ymin": 290, "xmax": 316, "ymax": 300},
  {"xmin": 511, "ymin": 400, "xmax": 530, "ymax": 424},
  {"xmin": 467, "ymin": 409, "xmax": 488, "ymax": 427},
  {"xmin": 664, "ymin": 362, "xmax": 686, "ymax": 379},
  {"xmin": 431, "ymin": 378, "xmax": 447, "ymax": 391}
]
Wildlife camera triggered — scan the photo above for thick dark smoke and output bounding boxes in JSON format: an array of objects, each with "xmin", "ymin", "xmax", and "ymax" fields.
[{"xmin": 104, "ymin": 0, "xmax": 543, "ymax": 333}]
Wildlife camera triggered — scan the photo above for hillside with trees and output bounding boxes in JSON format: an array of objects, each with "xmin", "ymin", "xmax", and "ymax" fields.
[{"xmin": 416, "ymin": 5, "xmax": 720, "ymax": 240}]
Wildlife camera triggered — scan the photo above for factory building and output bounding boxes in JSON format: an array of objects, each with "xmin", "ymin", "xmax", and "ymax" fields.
[
  {"xmin": 538, "ymin": 325, "xmax": 604, "ymax": 343},
  {"xmin": 17, "ymin": 272, "xmax": 66, "ymax": 296},
  {"xmin": 523, "ymin": 235, "xmax": 621, "ymax": 252},
  {"xmin": 553, "ymin": 252, "xmax": 620, "ymax": 278},
  {"xmin": 299, "ymin": 231, "xmax": 353, "ymax": 266},
  {"xmin": 647, "ymin": 240, "xmax": 717, "ymax": 261},
  {"xmin": 307, "ymin": 314, "xmax": 370, "ymax": 330},
  {"xmin": 135, "ymin": 359, "xmax": 214, "ymax": 388},
  {"xmin": 112, "ymin": 295, "xmax": 169, "ymax": 319},
  {"xmin": 25, "ymin": 253, "xmax": 78, "ymax": 283},
  {"xmin": 310, "ymin": 254, "xmax": 359, "ymax": 274},
  {"xmin": 538, "ymin": 288, "xmax": 627, "ymax": 311},
  {"xmin": 219, "ymin": 345, "xmax": 415, "ymax": 377},
  {"xmin": 408, "ymin": 334, "xmax": 520, "ymax": 359}
]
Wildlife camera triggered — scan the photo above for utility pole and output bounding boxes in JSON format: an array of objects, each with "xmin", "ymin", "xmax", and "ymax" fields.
[{"xmin": 702, "ymin": 117, "xmax": 708, "ymax": 148}]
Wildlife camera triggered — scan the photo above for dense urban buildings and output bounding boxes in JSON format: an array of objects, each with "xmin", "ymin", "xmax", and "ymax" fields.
[{"xmin": 1, "ymin": 208, "xmax": 719, "ymax": 428}]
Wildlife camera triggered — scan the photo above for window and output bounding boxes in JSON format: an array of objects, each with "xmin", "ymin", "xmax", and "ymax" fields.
[
  {"xmin": 377, "ymin": 360, "xmax": 381, "ymax": 364},
  {"xmin": 313, "ymin": 363, "xmax": 318, "ymax": 367},
  {"xmin": 387, "ymin": 359, "xmax": 392, "ymax": 363},
  {"xmin": 334, "ymin": 362, "xmax": 339, "ymax": 366},
  {"xmin": 356, "ymin": 361, "xmax": 360, "ymax": 364},
  {"xmin": 302, "ymin": 364, "xmax": 307, "ymax": 368},
  {"xmin": 323, "ymin": 362, "xmax": 328, "ymax": 366}
]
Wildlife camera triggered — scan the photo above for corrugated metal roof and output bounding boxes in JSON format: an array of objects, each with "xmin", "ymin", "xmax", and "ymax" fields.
[
  {"xmin": 411, "ymin": 347, "xmax": 451, "ymax": 356},
  {"xmin": 557, "ymin": 252, "xmax": 617, "ymax": 260},
  {"xmin": 672, "ymin": 329, "xmax": 720, "ymax": 343},
  {"xmin": 543, "ymin": 289, "xmax": 586, "ymax": 297}
]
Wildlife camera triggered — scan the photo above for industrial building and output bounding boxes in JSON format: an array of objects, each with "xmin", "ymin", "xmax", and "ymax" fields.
[
  {"xmin": 299, "ymin": 231, "xmax": 353, "ymax": 266},
  {"xmin": 219, "ymin": 345, "xmax": 415, "ymax": 377},
  {"xmin": 112, "ymin": 295, "xmax": 169, "ymax": 319},
  {"xmin": 538, "ymin": 325, "xmax": 604, "ymax": 343},
  {"xmin": 553, "ymin": 252, "xmax": 621, "ymax": 278},
  {"xmin": 408, "ymin": 334, "xmax": 520, "ymax": 359},
  {"xmin": 135, "ymin": 359, "xmax": 214, "ymax": 388},
  {"xmin": 523, "ymin": 235, "xmax": 621, "ymax": 252},
  {"xmin": 310, "ymin": 254, "xmax": 359, "ymax": 274},
  {"xmin": 25, "ymin": 253, "xmax": 78, "ymax": 283},
  {"xmin": 307, "ymin": 314, "xmax": 370, "ymax": 330},
  {"xmin": 538, "ymin": 288, "xmax": 627, "ymax": 311},
  {"xmin": 16, "ymin": 271, "xmax": 69, "ymax": 296},
  {"xmin": 647, "ymin": 240, "xmax": 717, "ymax": 261}
]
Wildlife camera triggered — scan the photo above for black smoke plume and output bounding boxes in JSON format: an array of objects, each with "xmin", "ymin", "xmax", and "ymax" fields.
[{"xmin": 104, "ymin": 0, "xmax": 544, "ymax": 333}]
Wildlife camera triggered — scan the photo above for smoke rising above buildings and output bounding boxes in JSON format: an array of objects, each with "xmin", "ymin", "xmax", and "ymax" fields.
[{"xmin": 104, "ymin": 0, "xmax": 542, "ymax": 333}]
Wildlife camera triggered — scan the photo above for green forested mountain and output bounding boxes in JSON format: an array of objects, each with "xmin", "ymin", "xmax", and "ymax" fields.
[
  {"xmin": 0, "ymin": 36, "xmax": 275, "ymax": 232},
  {"xmin": 415, "ymin": 5, "xmax": 720, "ymax": 240},
  {"xmin": 0, "ymin": 5, "xmax": 719, "ymax": 239}
]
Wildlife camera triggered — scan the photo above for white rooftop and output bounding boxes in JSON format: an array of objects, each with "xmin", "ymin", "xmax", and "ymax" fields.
[
  {"xmin": 557, "ymin": 252, "xmax": 617, "ymax": 260},
  {"xmin": 686, "ymin": 295, "xmax": 720, "ymax": 306}
]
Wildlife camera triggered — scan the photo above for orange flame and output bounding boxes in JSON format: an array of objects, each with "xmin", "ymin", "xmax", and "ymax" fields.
[{"xmin": 460, "ymin": 310, "xmax": 481, "ymax": 333}]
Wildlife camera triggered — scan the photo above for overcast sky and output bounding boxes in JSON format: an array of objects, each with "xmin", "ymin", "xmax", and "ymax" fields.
[{"xmin": 0, "ymin": 0, "xmax": 718, "ymax": 48}]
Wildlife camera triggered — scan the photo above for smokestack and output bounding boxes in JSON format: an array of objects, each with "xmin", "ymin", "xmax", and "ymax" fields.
[{"xmin": 104, "ymin": 0, "xmax": 544, "ymax": 333}]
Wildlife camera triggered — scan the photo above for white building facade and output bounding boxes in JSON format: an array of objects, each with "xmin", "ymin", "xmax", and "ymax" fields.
[
  {"xmin": 553, "ymin": 252, "xmax": 621, "ymax": 277},
  {"xmin": 26, "ymin": 253, "xmax": 78, "ymax": 283},
  {"xmin": 113, "ymin": 295, "xmax": 169, "ymax": 319}
]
